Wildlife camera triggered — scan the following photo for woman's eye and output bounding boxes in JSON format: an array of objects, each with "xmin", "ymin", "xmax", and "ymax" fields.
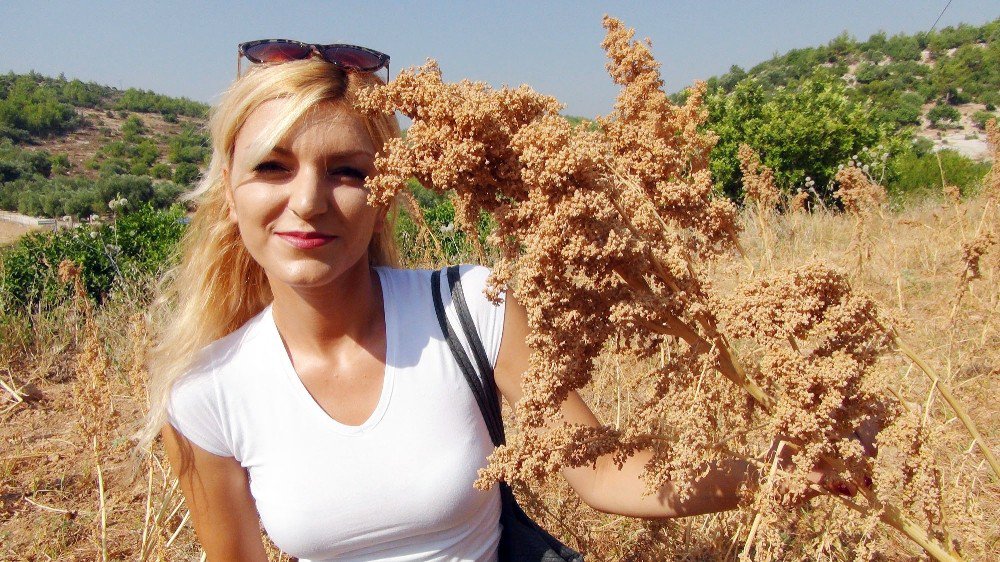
[
  {"xmin": 329, "ymin": 166, "xmax": 368, "ymax": 183},
  {"xmin": 253, "ymin": 161, "xmax": 288, "ymax": 173}
]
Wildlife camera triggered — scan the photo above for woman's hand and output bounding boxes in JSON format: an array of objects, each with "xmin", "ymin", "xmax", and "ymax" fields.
[{"xmin": 773, "ymin": 415, "xmax": 881, "ymax": 499}]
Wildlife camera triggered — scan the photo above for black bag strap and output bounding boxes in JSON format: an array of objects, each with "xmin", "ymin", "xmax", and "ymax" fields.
[
  {"xmin": 445, "ymin": 266, "xmax": 505, "ymax": 438},
  {"xmin": 433, "ymin": 266, "xmax": 585, "ymax": 562},
  {"xmin": 431, "ymin": 266, "xmax": 506, "ymax": 446}
]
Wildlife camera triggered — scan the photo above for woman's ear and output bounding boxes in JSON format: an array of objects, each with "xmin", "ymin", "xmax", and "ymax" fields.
[{"xmin": 222, "ymin": 168, "xmax": 238, "ymax": 223}]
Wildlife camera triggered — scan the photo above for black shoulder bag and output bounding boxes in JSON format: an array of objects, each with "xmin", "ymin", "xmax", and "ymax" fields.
[{"xmin": 431, "ymin": 265, "xmax": 584, "ymax": 562}]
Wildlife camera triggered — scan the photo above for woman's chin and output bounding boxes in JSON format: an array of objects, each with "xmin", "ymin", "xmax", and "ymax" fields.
[{"xmin": 267, "ymin": 264, "xmax": 343, "ymax": 292}]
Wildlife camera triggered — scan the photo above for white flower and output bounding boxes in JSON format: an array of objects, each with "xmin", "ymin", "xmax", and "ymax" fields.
[
  {"xmin": 89, "ymin": 231, "xmax": 98, "ymax": 239},
  {"xmin": 439, "ymin": 223, "xmax": 455, "ymax": 234}
]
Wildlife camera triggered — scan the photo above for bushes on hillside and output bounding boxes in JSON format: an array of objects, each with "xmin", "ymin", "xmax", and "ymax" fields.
[
  {"xmin": 0, "ymin": 172, "xmax": 185, "ymax": 217},
  {"xmin": 0, "ymin": 204, "xmax": 188, "ymax": 309},
  {"xmin": 928, "ymin": 103, "xmax": 962, "ymax": 128},
  {"xmin": 0, "ymin": 74, "xmax": 78, "ymax": 140},
  {"xmin": 114, "ymin": 88, "xmax": 208, "ymax": 118}
]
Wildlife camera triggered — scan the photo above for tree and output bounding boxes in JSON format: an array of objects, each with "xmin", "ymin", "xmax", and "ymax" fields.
[{"xmin": 706, "ymin": 77, "xmax": 895, "ymax": 200}]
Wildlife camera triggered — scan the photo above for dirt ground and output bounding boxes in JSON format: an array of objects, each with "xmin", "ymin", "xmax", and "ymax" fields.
[{"xmin": 0, "ymin": 221, "xmax": 40, "ymax": 246}]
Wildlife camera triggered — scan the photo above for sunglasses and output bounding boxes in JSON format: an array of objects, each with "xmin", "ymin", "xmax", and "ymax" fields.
[{"xmin": 236, "ymin": 39, "xmax": 390, "ymax": 78}]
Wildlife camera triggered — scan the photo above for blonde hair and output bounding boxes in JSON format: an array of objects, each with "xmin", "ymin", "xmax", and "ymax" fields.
[{"xmin": 139, "ymin": 59, "xmax": 401, "ymax": 450}]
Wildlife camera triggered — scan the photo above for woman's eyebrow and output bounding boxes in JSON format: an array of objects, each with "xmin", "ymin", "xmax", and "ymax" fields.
[{"xmin": 265, "ymin": 146, "xmax": 375, "ymax": 160}]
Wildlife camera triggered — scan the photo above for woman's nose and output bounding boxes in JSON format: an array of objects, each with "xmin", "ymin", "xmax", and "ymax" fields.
[{"xmin": 286, "ymin": 169, "xmax": 329, "ymax": 219}]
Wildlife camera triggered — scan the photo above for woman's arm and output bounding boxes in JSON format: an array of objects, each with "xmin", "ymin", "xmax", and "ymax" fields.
[
  {"xmin": 161, "ymin": 424, "xmax": 269, "ymax": 561},
  {"xmin": 493, "ymin": 293, "xmax": 756, "ymax": 518}
]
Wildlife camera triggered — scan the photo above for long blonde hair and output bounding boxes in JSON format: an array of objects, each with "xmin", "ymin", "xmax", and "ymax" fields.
[{"xmin": 139, "ymin": 59, "xmax": 401, "ymax": 449}]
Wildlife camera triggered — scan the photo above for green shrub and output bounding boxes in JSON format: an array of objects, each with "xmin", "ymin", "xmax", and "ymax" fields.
[
  {"xmin": 0, "ymin": 74, "xmax": 79, "ymax": 139},
  {"xmin": 150, "ymin": 162, "xmax": 172, "ymax": 179},
  {"xmin": 882, "ymin": 92, "xmax": 924, "ymax": 127},
  {"xmin": 172, "ymin": 162, "xmax": 201, "ymax": 185},
  {"xmin": 972, "ymin": 110, "xmax": 996, "ymax": 130},
  {"xmin": 167, "ymin": 125, "xmax": 210, "ymax": 164},
  {"xmin": 888, "ymin": 148, "xmax": 990, "ymax": 198},
  {"xmin": 120, "ymin": 115, "xmax": 146, "ymax": 140},
  {"xmin": 0, "ymin": 204, "xmax": 187, "ymax": 309},
  {"xmin": 51, "ymin": 153, "xmax": 72, "ymax": 175},
  {"xmin": 927, "ymin": 103, "xmax": 961, "ymax": 128}
]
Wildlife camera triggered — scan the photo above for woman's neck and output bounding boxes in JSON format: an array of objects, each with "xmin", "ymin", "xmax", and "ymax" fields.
[{"xmin": 268, "ymin": 259, "xmax": 384, "ymax": 356}]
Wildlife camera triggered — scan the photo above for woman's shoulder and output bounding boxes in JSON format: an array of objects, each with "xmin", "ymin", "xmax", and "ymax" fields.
[{"xmin": 182, "ymin": 306, "xmax": 274, "ymax": 382}]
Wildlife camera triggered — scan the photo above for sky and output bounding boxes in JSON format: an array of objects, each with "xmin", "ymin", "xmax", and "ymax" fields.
[{"xmin": 1, "ymin": 1, "xmax": 998, "ymax": 118}]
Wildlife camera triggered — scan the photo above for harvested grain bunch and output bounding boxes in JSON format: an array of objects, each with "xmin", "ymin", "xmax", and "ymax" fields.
[{"xmin": 357, "ymin": 16, "xmax": 981, "ymax": 561}]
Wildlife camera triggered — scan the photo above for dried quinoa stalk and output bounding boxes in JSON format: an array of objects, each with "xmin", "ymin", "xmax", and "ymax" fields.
[{"xmin": 357, "ymin": 16, "xmax": 966, "ymax": 561}]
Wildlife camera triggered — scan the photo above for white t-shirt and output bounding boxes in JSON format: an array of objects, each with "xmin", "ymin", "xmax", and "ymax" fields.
[{"xmin": 167, "ymin": 264, "xmax": 506, "ymax": 562}]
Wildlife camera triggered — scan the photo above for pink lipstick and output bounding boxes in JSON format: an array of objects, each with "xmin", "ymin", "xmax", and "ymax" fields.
[{"xmin": 276, "ymin": 231, "xmax": 337, "ymax": 249}]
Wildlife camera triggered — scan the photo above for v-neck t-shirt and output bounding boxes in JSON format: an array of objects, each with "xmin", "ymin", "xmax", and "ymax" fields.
[{"xmin": 166, "ymin": 264, "xmax": 506, "ymax": 562}]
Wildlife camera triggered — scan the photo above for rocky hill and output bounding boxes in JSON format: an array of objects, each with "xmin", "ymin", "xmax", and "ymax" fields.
[{"xmin": 699, "ymin": 18, "xmax": 999, "ymax": 161}]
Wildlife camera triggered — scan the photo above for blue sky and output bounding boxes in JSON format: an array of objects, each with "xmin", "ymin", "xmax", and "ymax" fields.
[{"xmin": 1, "ymin": 1, "xmax": 997, "ymax": 118}]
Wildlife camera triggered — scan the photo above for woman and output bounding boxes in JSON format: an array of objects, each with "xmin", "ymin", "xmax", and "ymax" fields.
[{"xmin": 142, "ymin": 42, "xmax": 776, "ymax": 562}]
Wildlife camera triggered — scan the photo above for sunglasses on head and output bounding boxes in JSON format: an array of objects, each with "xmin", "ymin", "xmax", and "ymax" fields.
[{"xmin": 236, "ymin": 39, "xmax": 390, "ymax": 78}]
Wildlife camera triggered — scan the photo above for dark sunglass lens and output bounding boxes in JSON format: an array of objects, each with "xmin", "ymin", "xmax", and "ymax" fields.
[
  {"xmin": 244, "ymin": 42, "xmax": 311, "ymax": 63},
  {"xmin": 321, "ymin": 46, "xmax": 384, "ymax": 70}
]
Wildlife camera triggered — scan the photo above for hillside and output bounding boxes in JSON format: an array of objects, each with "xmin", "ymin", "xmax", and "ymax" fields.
[
  {"xmin": 700, "ymin": 18, "xmax": 1000, "ymax": 160},
  {"xmin": 0, "ymin": 72, "xmax": 209, "ymax": 219}
]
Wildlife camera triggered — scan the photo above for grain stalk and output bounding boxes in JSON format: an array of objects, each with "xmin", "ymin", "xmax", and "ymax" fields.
[{"xmin": 890, "ymin": 329, "xmax": 1000, "ymax": 482}]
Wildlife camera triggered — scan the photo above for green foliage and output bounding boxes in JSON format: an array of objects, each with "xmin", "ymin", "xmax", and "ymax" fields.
[
  {"xmin": 888, "ymin": 148, "xmax": 990, "ymax": 197},
  {"xmin": 701, "ymin": 17, "xmax": 999, "ymax": 131},
  {"xmin": 706, "ymin": 77, "xmax": 895, "ymax": 200},
  {"xmin": 0, "ymin": 166, "xmax": 183, "ymax": 217},
  {"xmin": 972, "ymin": 109, "xmax": 997, "ymax": 129},
  {"xmin": 114, "ymin": 87, "xmax": 208, "ymax": 118},
  {"xmin": 0, "ymin": 73, "xmax": 78, "ymax": 139},
  {"xmin": 150, "ymin": 162, "xmax": 172, "ymax": 179},
  {"xmin": 87, "ymin": 132, "xmax": 162, "ymax": 181},
  {"xmin": 0, "ymin": 204, "xmax": 187, "ymax": 309},
  {"xmin": 393, "ymin": 180, "xmax": 489, "ymax": 264},
  {"xmin": 882, "ymin": 91, "xmax": 925, "ymax": 127},
  {"xmin": 167, "ymin": 124, "xmax": 210, "ymax": 164},
  {"xmin": 120, "ymin": 115, "xmax": 147, "ymax": 140},
  {"xmin": 172, "ymin": 162, "xmax": 201, "ymax": 186},
  {"xmin": 884, "ymin": 33, "xmax": 922, "ymax": 61},
  {"xmin": 51, "ymin": 153, "xmax": 72, "ymax": 175},
  {"xmin": 927, "ymin": 103, "xmax": 962, "ymax": 128},
  {"xmin": 0, "ymin": 140, "xmax": 55, "ymax": 181}
]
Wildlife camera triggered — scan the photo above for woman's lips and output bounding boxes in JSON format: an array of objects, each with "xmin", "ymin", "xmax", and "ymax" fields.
[{"xmin": 275, "ymin": 231, "xmax": 337, "ymax": 249}]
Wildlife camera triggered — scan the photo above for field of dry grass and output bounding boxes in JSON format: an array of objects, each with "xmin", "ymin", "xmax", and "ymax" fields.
[{"xmin": 1, "ymin": 192, "xmax": 997, "ymax": 560}]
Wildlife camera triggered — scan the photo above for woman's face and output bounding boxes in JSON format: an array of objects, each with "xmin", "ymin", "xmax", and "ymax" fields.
[{"xmin": 227, "ymin": 99, "xmax": 383, "ymax": 292}]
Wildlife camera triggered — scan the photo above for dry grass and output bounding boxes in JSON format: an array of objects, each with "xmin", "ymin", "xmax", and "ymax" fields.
[{"xmin": 0, "ymin": 191, "xmax": 996, "ymax": 560}]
